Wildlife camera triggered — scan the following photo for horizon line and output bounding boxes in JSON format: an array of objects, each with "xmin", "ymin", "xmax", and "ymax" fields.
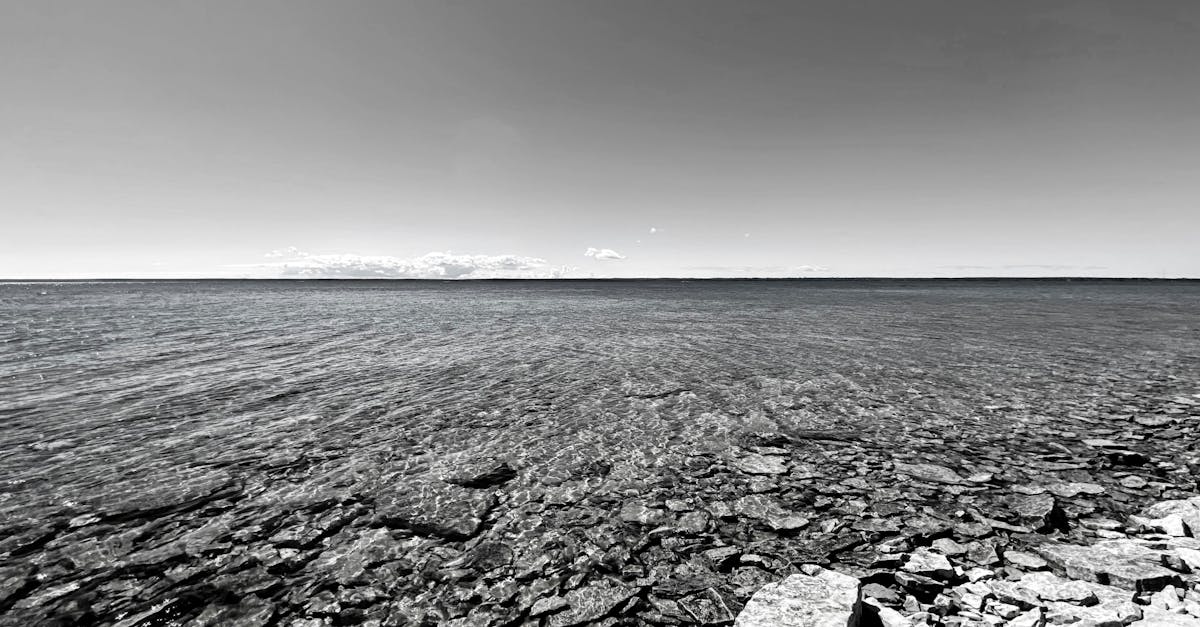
[{"xmin": 2, "ymin": 276, "xmax": 1196, "ymax": 283}]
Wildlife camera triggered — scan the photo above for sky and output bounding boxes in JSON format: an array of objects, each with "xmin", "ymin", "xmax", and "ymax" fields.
[{"xmin": 1, "ymin": 0, "xmax": 1197, "ymax": 279}]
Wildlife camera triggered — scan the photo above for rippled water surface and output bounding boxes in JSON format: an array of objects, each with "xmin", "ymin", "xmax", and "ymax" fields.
[
  {"xmin": 3, "ymin": 280, "xmax": 1198, "ymax": 518},
  {"xmin": 1, "ymin": 279, "xmax": 1198, "ymax": 624}
]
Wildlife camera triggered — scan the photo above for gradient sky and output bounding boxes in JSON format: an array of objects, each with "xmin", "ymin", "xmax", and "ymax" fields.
[{"xmin": 2, "ymin": 0, "xmax": 1197, "ymax": 278}]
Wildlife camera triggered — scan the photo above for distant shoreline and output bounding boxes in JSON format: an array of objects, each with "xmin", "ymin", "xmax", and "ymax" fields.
[{"xmin": 3, "ymin": 277, "xmax": 1197, "ymax": 283}]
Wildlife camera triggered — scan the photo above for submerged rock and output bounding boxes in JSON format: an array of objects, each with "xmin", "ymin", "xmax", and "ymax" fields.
[{"xmin": 892, "ymin": 463, "xmax": 968, "ymax": 485}]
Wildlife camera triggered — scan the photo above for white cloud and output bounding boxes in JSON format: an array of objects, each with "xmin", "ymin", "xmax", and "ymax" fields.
[
  {"xmin": 649, "ymin": 227, "xmax": 657, "ymax": 234},
  {"xmin": 264, "ymin": 246, "xmax": 306, "ymax": 259},
  {"xmin": 584, "ymin": 247, "xmax": 626, "ymax": 261},
  {"xmin": 260, "ymin": 250, "xmax": 571, "ymax": 279},
  {"xmin": 793, "ymin": 265, "xmax": 830, "ymax": 273}
]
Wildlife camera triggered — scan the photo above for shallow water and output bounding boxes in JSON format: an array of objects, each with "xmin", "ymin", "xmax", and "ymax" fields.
[
  {"xmin": 1, "ymin": 279, "xmax": 1198, "ymax": 623},
  {"xmin": 2, "ymin": 279, "xmax": 1198, "ymax": 520}
]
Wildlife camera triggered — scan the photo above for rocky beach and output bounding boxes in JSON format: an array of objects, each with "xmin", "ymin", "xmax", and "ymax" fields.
[{"xmin": 1, "ymin": 279, "xmax": 1198, "ymax": 626}]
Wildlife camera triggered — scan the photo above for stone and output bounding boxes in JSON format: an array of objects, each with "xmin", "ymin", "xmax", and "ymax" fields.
[
  {"xmin": 1121, "ymin": 475, "xmax": 1150, "ymax": 489},
  {"xmin": 893, "ymin": 462, "xmax": 968, "ymax": 485},
  {"xmin": 1148, "ymin": 585, "xmax": 1183, "ymax": 611},
  {"xmin": 733, "ymin": 495, "xmax": 810, "ymax": 531},
  {"xmin": 547, "ymin": 581, "xmax": 638, "ymax": 627},
  {"xmin": 1037, "ymin": 540, "xmax": 1180, "ymax": 592},
  {"xmin": 1004, "ymin": 493, "xmax": 1063, "ymax": 531},
  {"xmin": 734, "ymin": 567, "xmax": 861, "ymax": 627},
  {"xmin": 1130, "ymin": 607, "xmax": 1200, "ymax": 626},
  {"xmin": 1130, "ymin": 513, "xmax": 1189, "ymax": 537},
  {"xmin": 443, "ymin": 460, "xmax": 517, "ymax": 488},
  {"xmin": 932, "ymin": 538, "xmax": 969, "ymax": 556},
  {"xmin": 530, "ymin": 596, "xmax": 569, "ymax": 617},
  {"xmin": 861, "ymin": 583, "xmax": 901, "ymax": 604},
  {"xmin": 1045, "ymin": 598, "xmax": 1142, "ymax": 627},
  {"xmin": 1005, "ymin": 550, "xmax": 1048, "ymax": 570},
  {"xmin": 903, "ymin": 548, "xmax": 955, "ymax": 580},
  {"xmin": 863, "ymin": 598, "xmax": 914, "ymax": 627},
  {"xmin": 1140, "ymin": 497, "xmax": 1200, "ymax": 537},
  {"xmin": 732, "ymin": 452, "xmax": 789, "ymax": 475},
  {"xmin": 1016, "ymin": 571, "xmax": 1099, "ymax": 604},
  {"xmin": 620, "ymin": 502, "xmax": 667, "ymax": 525},
  {"xmin": 376, "ymin": 482, "xmax": 495, "ymax": 540},
  {"xmin": 1007, "ymin": 607, "xmax": 1044, "ymax": 627}
]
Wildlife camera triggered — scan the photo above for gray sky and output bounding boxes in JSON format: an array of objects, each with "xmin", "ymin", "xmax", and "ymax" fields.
[{"xmin": 2, "ymin": 0, "xmax": 1197, "ymax": 278}]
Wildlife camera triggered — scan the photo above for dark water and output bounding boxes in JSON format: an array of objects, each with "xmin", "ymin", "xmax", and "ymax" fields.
[
  {"xmin": 2, "ymin": 280, "xmax": 1198, "ymax": 521},
  {"xmin": 1, "ymin": 279, "xmax": 1198, "ymax": 623}
]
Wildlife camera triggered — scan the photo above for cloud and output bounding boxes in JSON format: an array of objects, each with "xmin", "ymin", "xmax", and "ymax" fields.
[
  {"xmin": 585, "ymin": 247, "xmax": 626, "ymax": 261},
  {"xmin": 260, "ymin": 250, "xmax": 571, "ymax": 279},
  {"xmin": 649, "ymin": 227, "xmax": 657, "ymax": 234},
  {"xmin": 264, "ymin": 246, "xmax": 306, "ymax": 259},
  {"xmin": 681, "ymin": 265, "xmax": 832, "ymax": 277},
  {"xmin": 938, "ymin": 264, "xmax": 1108, "ymax": 271}
]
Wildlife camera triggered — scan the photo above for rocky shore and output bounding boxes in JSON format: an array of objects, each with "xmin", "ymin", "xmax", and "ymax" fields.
[{"xmin": 2, "ymin": 374, "xmax": 1197, "ymax": 626}]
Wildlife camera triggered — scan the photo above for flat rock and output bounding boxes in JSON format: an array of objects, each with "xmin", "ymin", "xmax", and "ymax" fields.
[
  {"xmin": 892, "ymin": 462, "xmax": 968, "ymax": 485},
  {"xmin": 1037, "ymin": 540, "xmax": 1179, "ymax": 592},
  {"xmin": 376, "ymin": 481, "xmax": 495, "ymax": 540},
  {"xmin": 1004, "ymin": 493, "xmax": 1063, "ymax": 531},
  {"xmin": 734, "ymin": 495, "xmax": 810, "ymax": 531},
  {"xmin": 1015, "ymin": 571, "xmax": 1098, "ymax": 604},
  {"xmin": 734, "ymin": 568, "xmax": 861, "ymax": 627},
  {"xmin": 1005, "ymin": 550, "xmax": 1048, "ymax": 570},
  {"xmin": 903, "ymin": 548, "xmax": 955, "ymax": 580},
  {"xmin": 547, "ymin": 580, "xmax": 638, "ymax": 627},
  {"xmin": 731, "ymin": 452, "xmax": 789, "ymax": 475},
  {"xmin": 1140, "ymin": 497, "xmax": 1200, "ymax": 537}
]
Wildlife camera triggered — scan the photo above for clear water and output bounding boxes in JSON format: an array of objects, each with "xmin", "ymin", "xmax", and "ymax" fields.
[{"xmin": 3, "ymin": 279, "xmax": 1197, "ymax": 524}]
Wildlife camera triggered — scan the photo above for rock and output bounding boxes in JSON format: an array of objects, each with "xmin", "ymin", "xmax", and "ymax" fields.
[
  {"xmin": 1121, "ymin": 475, "xmax": 1149, "ymax": 489},
  {"xmin": 1004, "ymin": 493, "xmax": 1064, "ymax": 531},
  {"xmin": 1130, "ymin": 607, "xmax": 1200, "ymax": 626},
  {"xmin": 734, "ymin": 567, "xmax": 861, "ymax": 627},
  {"xmin": 530, "ymin": 596, "xmax": 569, "ymax": 617},
  {"xmin": 1148, "ymin": 585, "xmax": 1183, "ymax": 611},
  {"xmin": 1140, "ymin": 497, "xmax": 1200, "ymax": 537},
  {"xmin": 1015, "ymin": 571, "xmax": 1098, "ymax": 604},
  {"xmin": 1037, "ymin": 540, "xmax": 1180, "ymax": 592},
  {"xmin": 893, "ymin": 462, "xmax": 968, "ymax": 485},
  {"xmin": 731, "ymin": 452, "xmax": 789, "ymax": 475},
  {"xmin": 903, "ymin": 548, "xmax": 955, "ymax": 580},
  {"xmin": 863, "ymin": 598, "xmax": 913, "ymax": 627},
  {"xmin": 862, "ymin": 583, "xmax": 901, "ymax": 604},
  {"xmin": 1005, "ymin": 550, "xmax": 1048, "ymax": 570},
  {"xmin": 1045, "ymin": 597, "xmax": 1142, "ymax": 627},
  {"xmin": 444, "ymin": 460, "xmax": 517, "ymax": 488},
  {"xmin": 376, "ymin": 481, "xmax": 495, "ymax": 540},
  {"xmin": 733, "ymin": 495, "xmax": 810, "ymax": 531},
  {"xmin": 895, "ymin": 572, "xmax": 943, "ymax": 598},
  {"xmin": 619, "ymin": 502, "xmax": 667, "ymax": 525},
  {"xmin": 1130, "ymin": 513, "xmax": 1190, "ymax": 537},
  {"xmin": 1007, "ymin": 607, "xmax": 1044, "ymax": 627},
  {"xmin": 547, "ymin": 580, "xmax": 638, "ymax": 627},
  {"xmin": 931, "ymin": 538, "xmax": 968, "ymax": 556}
]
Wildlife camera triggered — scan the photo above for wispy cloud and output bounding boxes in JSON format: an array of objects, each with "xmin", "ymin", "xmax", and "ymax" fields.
[
  {"xmin": 681, "ymin": 264, "xmax": 831, "ymax": 277},
  {"xmin": 939, "ymin": 264, "xmax": 1109, "ymax": 271},
  {"xmin": 585, "ymin": 247, "xmax": 626, "ymax": 261},
  {"xmin": 254, "ymin": 250, "xmax": 571, "ymax": 279}
]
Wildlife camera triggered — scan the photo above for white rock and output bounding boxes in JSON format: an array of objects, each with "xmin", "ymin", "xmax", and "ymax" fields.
[
  {"xmin": 735, "ymin": 568, "xmax": 861, "ymax": 627},
  {"xmin": 1008, "ymin": 607, "xmax": 1044, "ymax": 627}
]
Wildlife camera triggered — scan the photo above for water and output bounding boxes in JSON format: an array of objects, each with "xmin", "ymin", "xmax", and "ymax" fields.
[
  {"xmin": 1, "ymin": 279, "xmax": 1198, "ymax": 622},
  {"xmin": 3, "ymin": 280, "xmax": 1197, "ymax": 517}
]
